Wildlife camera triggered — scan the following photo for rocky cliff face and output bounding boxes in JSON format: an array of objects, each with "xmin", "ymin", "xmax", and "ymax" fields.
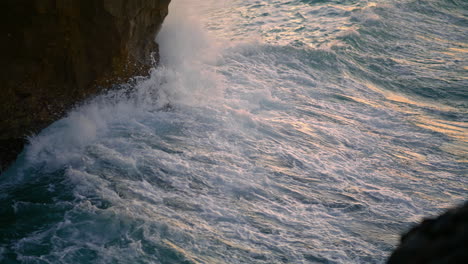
[
  {"xmin": 0, "ymin": 0, "xmax": 170, "ymax": 171},
  {"xmin": 388, "ymin": 202, "xmax": 468, "ymax": 263}
]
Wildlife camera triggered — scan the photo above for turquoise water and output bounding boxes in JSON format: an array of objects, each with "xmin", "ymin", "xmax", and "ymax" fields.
[{"xmin": 1, "ymin": 0, "xmax": 467, "ymax": 263}]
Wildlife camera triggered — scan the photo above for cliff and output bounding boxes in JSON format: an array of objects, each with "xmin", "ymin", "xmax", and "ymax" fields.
[
  {"xmin": 0, "ymin": 0, "xmax": 170, "ymax": 171},
  {"xmin": 388, "ymin": 202, "xmax": 468, "ymax": 263}
]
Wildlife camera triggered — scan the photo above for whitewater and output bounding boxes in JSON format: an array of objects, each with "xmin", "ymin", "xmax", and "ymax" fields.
[{"xmin": 1, "ymin": 0, "xmax": 467, "ymax": 263}]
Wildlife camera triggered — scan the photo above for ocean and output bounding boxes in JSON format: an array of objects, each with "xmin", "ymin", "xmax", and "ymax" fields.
[{"xmin": 1, "ymin": 0, "xmax": 467, "ymax": 263}]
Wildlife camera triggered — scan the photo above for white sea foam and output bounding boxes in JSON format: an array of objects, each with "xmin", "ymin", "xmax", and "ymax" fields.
[{"xmin": 14, "ymin": 0, "xmax": 222, "ymax": 173}]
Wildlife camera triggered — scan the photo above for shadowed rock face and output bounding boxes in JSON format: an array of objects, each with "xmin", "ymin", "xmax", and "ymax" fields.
[
  {"xmin": 0, "ymin": 0, "xmax": 170, "ymax": 171},
  {"xmin": 388, "ymin": 202, "xmax": 468, "ymax": 264}
]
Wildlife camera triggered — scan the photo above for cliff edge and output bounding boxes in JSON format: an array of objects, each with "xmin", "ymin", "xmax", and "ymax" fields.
[
  {"xmin": 0, "ymin": 0, "xmax": 170, "ymax": 171},
  {"xmin": 388, "ymin": 202, "xmax": 468, "ymax": 263}
]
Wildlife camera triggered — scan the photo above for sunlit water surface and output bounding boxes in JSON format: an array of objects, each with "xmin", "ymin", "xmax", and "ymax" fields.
[{"xmin": 1, "ymin": 0, "xmax": 467, "ymax": 263}]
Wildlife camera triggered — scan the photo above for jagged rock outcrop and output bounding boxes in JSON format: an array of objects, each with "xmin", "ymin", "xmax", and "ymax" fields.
[
  {"xmin": 0, "ymin": 0, "xmax": 170, "ymax": 171},
  {"xmin": 388, "ymin": 202, "xmax": 468, "ymax": 263}
]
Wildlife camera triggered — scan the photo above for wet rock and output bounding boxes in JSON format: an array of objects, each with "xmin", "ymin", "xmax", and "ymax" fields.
[
  {"xmin": 388, "ymin": 202, "xmax": 468, "ymax": 264},
  {"xmin": 0, "ymin": 0, "xmax": 170, "ymax": 171}
]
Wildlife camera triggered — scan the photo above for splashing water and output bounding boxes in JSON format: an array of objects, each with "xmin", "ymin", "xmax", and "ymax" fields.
[{"xmin": 1, "ymin": 0, "xmax": 467, "ymax": 263}]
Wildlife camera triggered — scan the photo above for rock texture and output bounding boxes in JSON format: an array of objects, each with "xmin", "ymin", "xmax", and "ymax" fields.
[
  {"xmin": 0, "ymin": 0, "xmax": 170, "ymax": 171},
  {"xmin": 388, "ymin": 202, "xmax": 468, "ymax": 264}
]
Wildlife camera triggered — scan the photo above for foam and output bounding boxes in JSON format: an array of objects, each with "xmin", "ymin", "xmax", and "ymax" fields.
[{"xmin": 8, "ymin": 0, "xmax": 223, "ymax": 173}]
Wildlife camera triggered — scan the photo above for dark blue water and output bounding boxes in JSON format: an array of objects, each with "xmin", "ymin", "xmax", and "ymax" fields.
[{"xmin": 1, "ymin": 0, "xmax": 467, "ymax": 263}]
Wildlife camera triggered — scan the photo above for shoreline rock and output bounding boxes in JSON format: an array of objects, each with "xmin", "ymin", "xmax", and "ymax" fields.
[
  {"xmin": 388, "ymin": 202, "xmax": 468, "ymax": 263},
  {"xmin": 0, "ymin": 0, "xmax": 170, "ymax": 171}
]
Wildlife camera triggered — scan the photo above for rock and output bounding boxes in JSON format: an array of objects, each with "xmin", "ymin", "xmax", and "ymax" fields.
[
  {"xmin": 0, "ymin": 0, "xmax": 171, "ymax": 171},
  {"xmin": 388, "ymin": 202, "xmax": 468, "ymax": 264}
]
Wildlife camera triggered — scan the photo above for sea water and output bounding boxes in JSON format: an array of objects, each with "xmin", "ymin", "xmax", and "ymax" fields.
[{"xmin": 1, "ymin": 0, "xmax": 467, "ymax": 263}]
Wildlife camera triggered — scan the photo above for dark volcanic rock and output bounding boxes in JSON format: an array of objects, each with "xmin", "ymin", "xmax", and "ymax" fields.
[
  {"xmin": 388, "ymin": 202, "xmax": 468, "ymax": 264},
  {"xmin": 0, "ymin": 0, "xmax": 170, "ymax": 171}
]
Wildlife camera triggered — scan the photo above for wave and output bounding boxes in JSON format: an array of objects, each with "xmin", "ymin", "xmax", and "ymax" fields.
[{"xmin": 1, "ymin": 0, "xmax": 466, "ymax": 263}]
